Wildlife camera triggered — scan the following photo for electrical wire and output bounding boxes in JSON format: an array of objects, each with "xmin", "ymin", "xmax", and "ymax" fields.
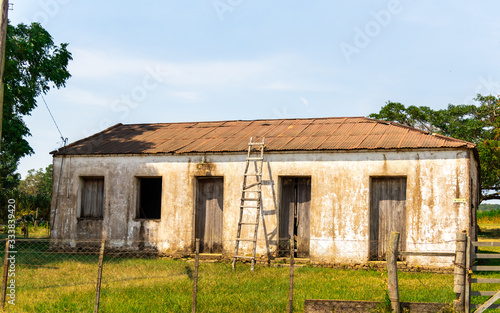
[
  {"xmin": 41, "ymin": 94, "xmax": 67, "ymax": 145},
  {"xmin": 41, "ymin": 94, "xmax": 68, "ymax": 232}
]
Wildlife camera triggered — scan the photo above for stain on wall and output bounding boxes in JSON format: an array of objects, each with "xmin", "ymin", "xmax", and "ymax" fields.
[{"xmin": 50, "ymin": 149, "xmax": 478, "ymax": 267}]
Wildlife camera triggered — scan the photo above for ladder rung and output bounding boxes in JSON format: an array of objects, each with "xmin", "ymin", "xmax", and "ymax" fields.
[
  {"xmin": 244, "ymin": 173, "xmax": 262, "ymax": 176},
  {"xmin": 240, "ymin": 205, "xmax": 260, "ymax": 208},
  {"xmin": 236, "ymin": 239, "xmax": 257, "ymax": 242},
  {"xmin": 233, "ymin": 255, "xmax": 254, "ymax": 259},
  {"xmin": 244, "ymin": 182, "xmax": 261, "ymax": 189},
  {"xmin": 242, "ymin": 190, "xmax": 261, "ymax": 193},
  {"xmin": 242, "ymin": 198, "xmax": 260, "ymax": 201},
  {"xmin": 239, "ymin": 222, "xmax": 258, "ymax": 225},
  {"xmin": 247, "ymin": 157, "xmax": 263, "ymax": 161},
  {"xmin": 249, "ymin": 142, "xmax": 264, "ymax": 146}
]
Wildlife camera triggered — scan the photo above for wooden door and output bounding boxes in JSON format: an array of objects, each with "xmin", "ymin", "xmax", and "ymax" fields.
[
  {"xmin": 279, "ymin": 177, "xmax": 311, "ymax": 257},
  {"xmin": 195, "ymin": 178, "xmax": 224, "ymax": 253},
  {"xmin": 370, "ymin": 177, "xmax": 406, "ymax": 260}
]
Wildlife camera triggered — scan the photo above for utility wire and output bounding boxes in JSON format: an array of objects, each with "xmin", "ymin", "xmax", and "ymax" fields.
[
  {"xmin": 43, "ymin": 94, "xmax": 68, "ymax": 233},
  {"xmin": 41, "ymin": 94, "xmax": 67, "ymax": 145}
]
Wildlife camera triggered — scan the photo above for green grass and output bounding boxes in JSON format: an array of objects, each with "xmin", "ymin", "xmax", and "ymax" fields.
[
  {"xmin": 0, "ymin": 246, "xmax": 456, "ymax": 313},
  {"xmin": 0, "ymin": 224, "xmax": 50, "ymax": 240},
  {"xmin": 6, "ymin": 220, "xmax": 500, "ymax": 312},
  {"xmin": 478, "ymin": 209, "xmax": 500, "ymax": 224}
]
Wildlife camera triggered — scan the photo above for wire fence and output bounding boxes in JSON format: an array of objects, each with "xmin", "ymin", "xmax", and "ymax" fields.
[{"xmin": 0, "ymin": 237, "xmax": 458, "ymax": 312}]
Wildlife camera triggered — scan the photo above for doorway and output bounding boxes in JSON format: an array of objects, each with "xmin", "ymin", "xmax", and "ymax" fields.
[
  {"xmin": 279, "ymin": 177, "xmax": 311, "ymax": 258},
  {"xmin": 195, "ymin": 177, "xmax": 224, "ymax": 253},
  {"xmin": 369, "ymin": 177, "xmax": 407, "ymax": 260}
]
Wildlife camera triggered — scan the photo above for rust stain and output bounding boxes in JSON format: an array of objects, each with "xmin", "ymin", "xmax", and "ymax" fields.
[
  {"xmin": 414, "ymin": 153, "xmax": 422, "ymax": 236},
  {"xmin": 195, "ymin": 162, "xmax": 216, "ymax": 176},
  {"xmin": 51, "ymin": 117, "xmax": 477, "ymax": 156}
]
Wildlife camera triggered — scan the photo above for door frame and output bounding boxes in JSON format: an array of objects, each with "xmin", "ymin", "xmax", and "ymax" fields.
[
  {"xmin": 193, "ymin": 176, "xmax": 224, "ymax": 253},
  {"xmin": 369, "ymin": 176, "xmax": 407, "ymax": 261},
  {"xmin": 278, "ymin": 176, "xmax": 311, "ymax": 258}
]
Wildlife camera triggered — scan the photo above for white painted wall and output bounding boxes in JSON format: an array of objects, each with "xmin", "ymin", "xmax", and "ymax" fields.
[{"xmin": 50, "ymin": 148, "xmax": 478, "ymax": 267}]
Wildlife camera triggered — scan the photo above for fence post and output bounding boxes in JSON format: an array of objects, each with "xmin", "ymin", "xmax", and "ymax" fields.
[
  {"xmin": 465, "ymin": 236, "xmax": 471, "ymax": 313},
  {"xmin": 288, "ymin": 235, "xmax": 294, "ymax": 313},
  {"xmin": 453, "ymin": 231, "xmax": 467, "ymax": 312},
  {"xmin": 192, "ymin": 238, "xmax": 200, "ymax": 313},
  {"xmin": 387, "ymin": 231, "xmax": 400, "ymax": 313},
  {"xmin": 94, "ymin": 238, "xmax": 106, "ymax": 313},
  {"xmin": 1, "ymin": 239, "xmax": 9, "ymax": 309}
]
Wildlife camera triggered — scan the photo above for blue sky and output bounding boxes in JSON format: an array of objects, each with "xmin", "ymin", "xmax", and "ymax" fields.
[{"xmin": 9, "ymin": 0, "xmax": 500, "ymax": 177}]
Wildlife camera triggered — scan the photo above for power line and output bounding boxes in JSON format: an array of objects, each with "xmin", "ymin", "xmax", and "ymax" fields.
[{"xmin": 41, "ymin": 94, "xmax": 67, "ymax": 145}]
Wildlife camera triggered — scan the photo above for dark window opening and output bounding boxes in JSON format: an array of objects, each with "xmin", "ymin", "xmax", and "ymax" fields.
[
  {"xmin": 81, "ymin": 177, "xmax": 104, "ymax": 219},
  {"xmin": 137, "ymin": 177, "xmax": 162, "ymax": 219}
]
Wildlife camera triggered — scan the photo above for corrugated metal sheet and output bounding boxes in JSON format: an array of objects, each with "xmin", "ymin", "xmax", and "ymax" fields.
[{"xmin": 52, "ymin": 117, "xmax": 477, "ymax": 155}]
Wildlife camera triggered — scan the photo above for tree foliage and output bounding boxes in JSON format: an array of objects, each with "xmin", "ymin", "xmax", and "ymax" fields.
[
  {"xmin": 369, "ymin": 94, "xmax": 500, "ymax": 202},
  {"xmin": 0, "ymin": 22, "xmax": 71, "ymax": 221},
  {"xmin": 17, "ymin": 165, "xmax": 52, "ymax": 219}
]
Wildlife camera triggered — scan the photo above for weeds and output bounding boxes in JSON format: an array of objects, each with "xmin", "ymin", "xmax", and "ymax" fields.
[{"xmin": 477, "ymin": 209, "xmax": 500, "ymax": 224}]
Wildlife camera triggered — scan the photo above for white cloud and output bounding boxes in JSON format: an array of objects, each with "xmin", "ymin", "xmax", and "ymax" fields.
[
  {"xmin": 169, "ymin": 91, "xmax": 203, "ymax": 102},
  {"xmin": 68, "ymin": 48, "xmax": 331, "ymax": 93},
  {"xmin": 57, "ymin": 87, "xmax": 111, "ymax": 107}
]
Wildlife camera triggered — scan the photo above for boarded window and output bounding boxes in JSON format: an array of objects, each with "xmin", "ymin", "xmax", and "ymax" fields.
[
  {"xmin": 195, "ymin": 177, "xmax": 224, "ymax": 253},
  {"xmin": 370, "ymin": 177, "xmax": 407, "ymax": 261},
  {"xmin": 279, "ymin": 177, "xmax": 311, "ymax": 258},
  {"xmin": 80, "ymin": 177, "xmax": 104, "ymax": 218},
  {"xmin": 137, "ymin": 177, "xmax": 162, "ymax": 219}
]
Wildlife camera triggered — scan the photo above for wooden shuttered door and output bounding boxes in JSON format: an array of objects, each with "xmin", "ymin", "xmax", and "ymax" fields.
[
  {"xmin": 195, "ymin": 178, "xmax": 224, "ymax": 253},
  {"xmin": 370, "ymin": 177, "xmax": 407, "ymax": 260},
  {"xmin": 279, "ymin": 177, "xmax": 311, "ymax": 258},
  {"xmin": 81, "ymin": 178, "xmax": 104, "ymax": 218}
]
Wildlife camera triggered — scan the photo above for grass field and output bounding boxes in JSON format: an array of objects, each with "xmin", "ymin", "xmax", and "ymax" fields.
[
  {"xmin": 7, "ymin": 255, "xmax": 455, "ymax": 313},
  {"xmin": 0, "ymin": 212, "xmax": 498, "ymax": 312}
]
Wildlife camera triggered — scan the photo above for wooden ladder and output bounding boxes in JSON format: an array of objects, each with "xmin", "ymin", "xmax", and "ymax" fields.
[{"xmin": 232, "ymin": 137, "xmax": 265, "ymax": 271}]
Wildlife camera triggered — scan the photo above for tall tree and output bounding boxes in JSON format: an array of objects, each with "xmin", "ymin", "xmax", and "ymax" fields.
[
  {"xmin": 0, "ymin": 22, "xmax": 71, "ymax": 221},
  {"xmin": 369, "ymin": 95, "xmax": 500, "ymax": 202},
  {"xmin": 17, "ymin": 165, "xmax": 52, "ymax": 219}
]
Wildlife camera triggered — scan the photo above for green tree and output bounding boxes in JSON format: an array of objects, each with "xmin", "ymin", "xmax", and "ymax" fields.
[
  {"xmin": 17, "ymin": 165, "xmax": 52, "ymax": 220},
  {"xmin": 0, "ymin": 22, "xmax": 71, "ymax": 221},
  {"xmin": 369, "ymin": 94, "xmax": 500, "ymax": 202}
]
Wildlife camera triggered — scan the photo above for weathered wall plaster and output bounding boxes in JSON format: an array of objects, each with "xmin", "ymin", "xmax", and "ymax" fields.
[{"xmin": 50, "ymin": 148, "xmax": 478, "ymax": 267}]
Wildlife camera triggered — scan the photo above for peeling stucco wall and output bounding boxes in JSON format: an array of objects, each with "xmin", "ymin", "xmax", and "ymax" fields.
[{"xmin": 50, "ymin": 148, "xmax": 478, "ymax": 267}]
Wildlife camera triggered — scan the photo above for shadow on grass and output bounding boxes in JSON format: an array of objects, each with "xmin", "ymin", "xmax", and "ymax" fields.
[{"xmin": 478, "ymin": 225, "xmax": 500, "ymax": 240}]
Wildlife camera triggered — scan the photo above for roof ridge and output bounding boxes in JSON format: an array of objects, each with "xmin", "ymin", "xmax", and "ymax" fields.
[{"xmin": 117, "ymin": 116, "xmax": 364, "ymax": 127}]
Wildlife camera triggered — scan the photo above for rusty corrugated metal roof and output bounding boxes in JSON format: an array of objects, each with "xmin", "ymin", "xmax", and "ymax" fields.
[{"xmin": 51, "ymin": 117, "xmax": 477, "ymax": 156}]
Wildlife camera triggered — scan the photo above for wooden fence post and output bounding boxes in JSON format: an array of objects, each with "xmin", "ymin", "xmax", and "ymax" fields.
[
  {"xmin": 387, "ymin": 232, "xmax": 400, "ymax": 313},
  {"xmin": 288, "ymin": 235, "xmax": 294, "ymax": 313},
  {"xmin": 192, "ymin": 238, "xmax": 200, "ymax": 313},
  {"xmin": 94, "ymin": 238, "xmax": 106, "ymax": 313},
  {"xmin": 465, "ymin": 236, "xmax": 471, "ymax": 313},
  {"xmin": 1, "ymin": 239, "xmax": 9, "ymax": 309},
  {"xmin": 453, "ymin": 231, "xmax": 467, "ymax": 312}
]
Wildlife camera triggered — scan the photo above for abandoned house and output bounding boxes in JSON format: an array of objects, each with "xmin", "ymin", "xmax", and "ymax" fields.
[{"xmin": 49, "ymin": 117, "xmax": 480, "ymax": 267}]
